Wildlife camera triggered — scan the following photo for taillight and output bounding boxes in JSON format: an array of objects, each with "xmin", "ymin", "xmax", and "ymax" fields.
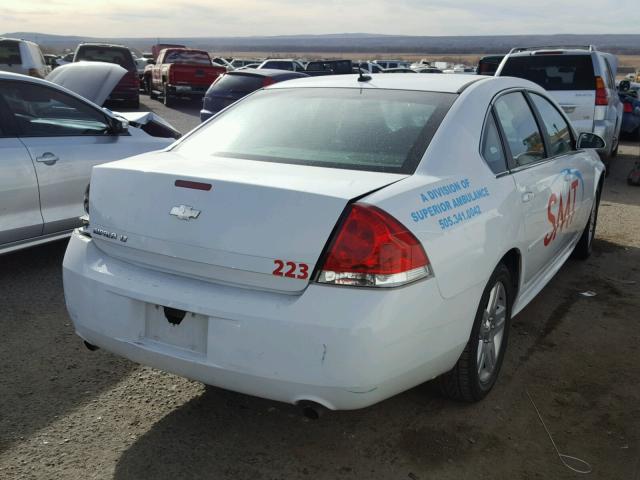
[
  {"xmin": 624, "ymin": 102, "xmax": 633, "ymax": 113},
  {"xmin": 262, "ymin": 76, "xmax": 275, "ymax": 87},
  {"xmin": 595, "ymin": 76, "xmax": 609, "ymax": 106},
  {"xmin": 316, "ymin": 204, "xmax": 432, "ymax": 288}
]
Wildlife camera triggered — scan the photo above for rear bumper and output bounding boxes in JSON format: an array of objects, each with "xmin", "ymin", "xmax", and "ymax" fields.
[
  {"xmin": 63, "ymin": 231, "xmax": 475, "ymax": 410},
  {"xmin": 593, "ymin": 118, "xmax": 619, "ymax": 156},
  {"xmin": 167, "ymin": 84, "xmax": 208, "ymax": 96}
]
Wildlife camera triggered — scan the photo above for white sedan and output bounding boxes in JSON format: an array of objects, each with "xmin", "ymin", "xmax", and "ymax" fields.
[
  {"xmin": 0, "ymin": 63, "xmax": 179, "ymax": 255},
  {"xmin": 63, "ymin": 74, "xmax": 605, "ymax": 410}
]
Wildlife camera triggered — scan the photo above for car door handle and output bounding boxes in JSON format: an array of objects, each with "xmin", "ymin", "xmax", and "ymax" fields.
[
  {"xmin": 35, "ymin": 152, "xmax": 59, "ymax": 165},
  {"xmin": 522, "ymin": 192, "xmax": 535, "ymax": 203}
]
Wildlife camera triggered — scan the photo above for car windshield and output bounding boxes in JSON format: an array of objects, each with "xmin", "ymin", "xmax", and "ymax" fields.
[
  {"xmin": 176, "ymin": 88, "xmax": 456, "ymax": 174},
  {"xmin": 165, "ymin": 51, "xmax": 211, "ymax": 65},
  {"xmin": 501, "ymin": 54, "xmax": 596, "ymax": 91},
  {"xmin": 76, "ymin": 47, "xmax": 135, "ymax": 70}
]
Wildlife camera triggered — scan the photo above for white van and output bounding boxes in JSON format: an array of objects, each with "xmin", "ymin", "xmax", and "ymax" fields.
[
  {"xmin": 496, "ymin": 46, "xmax": 622, "ymax": 167},
  {"xmin": 0, "ymin": 38, "xmax": 50, "ymax": 78}
]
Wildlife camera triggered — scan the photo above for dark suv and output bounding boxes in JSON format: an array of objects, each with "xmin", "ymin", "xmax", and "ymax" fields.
[
  {"xmin": 74, "ymin": 43, "xmax": 140, "ymax": 108},
  {"xmin": 200, "ymin": 69, "xmax": 308, "ymax": 122}
]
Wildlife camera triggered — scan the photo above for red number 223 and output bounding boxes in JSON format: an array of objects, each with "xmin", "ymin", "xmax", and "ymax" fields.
[{"xmin": 272, "ymin": 260, "xmax": 309, "ymax": 280}]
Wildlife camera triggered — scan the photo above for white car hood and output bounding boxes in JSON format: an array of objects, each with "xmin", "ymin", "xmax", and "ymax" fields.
[{"xmin": 46, "ymin": 62, "xmax": 126, "ymax": 106}]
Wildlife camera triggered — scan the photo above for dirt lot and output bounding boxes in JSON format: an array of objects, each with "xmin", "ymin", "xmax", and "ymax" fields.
[{"xmin": 0, "ymin": 101, "xmax": 638, "ymax": 478}]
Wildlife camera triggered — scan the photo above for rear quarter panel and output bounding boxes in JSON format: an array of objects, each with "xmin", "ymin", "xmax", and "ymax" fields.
[{"xmin": 364, "ymin": 79, "xmax": 524, "ymax": 301}]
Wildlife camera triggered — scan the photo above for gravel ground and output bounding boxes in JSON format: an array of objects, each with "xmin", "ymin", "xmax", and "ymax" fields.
[{"xmin": 0, "ymin": 97, "xmax": 639, "ymax": 479}]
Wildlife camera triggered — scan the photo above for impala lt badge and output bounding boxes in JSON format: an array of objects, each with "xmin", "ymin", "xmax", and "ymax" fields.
[{"xmin": 170, "ymin": 205, "xmax": 201, "ymax": 221}]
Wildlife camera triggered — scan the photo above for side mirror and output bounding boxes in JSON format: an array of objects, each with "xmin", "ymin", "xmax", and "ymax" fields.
[
  {"xmin": 619, "ymin": 80, "xmax": 631, "ymax": 92},
  {"xmin": 577, "ymin": 132, "xmax": 605, "ymax": 150},
  {"xmin": 110, "ymin": 118, "xmax": 129, "ymax": 134}
]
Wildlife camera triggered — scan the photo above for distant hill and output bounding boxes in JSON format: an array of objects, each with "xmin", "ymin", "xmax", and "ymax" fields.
[{"xmin": 3, "ymin": 32, "xmax": 640, "ymax": 55}]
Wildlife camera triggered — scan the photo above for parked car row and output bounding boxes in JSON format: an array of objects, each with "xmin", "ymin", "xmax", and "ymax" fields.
[{"xmin": 0, "ymin": 36, "xmax": 621, "ymax": 413}]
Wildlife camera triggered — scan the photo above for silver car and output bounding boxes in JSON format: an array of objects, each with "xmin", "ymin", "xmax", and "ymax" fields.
[
  {"xmin": 0, "ymin": 64, "xmax": 180, "ymax": 255},
  {"xmin": 496, "ymin": 45, "xmax": 623, "ymax": 169}
]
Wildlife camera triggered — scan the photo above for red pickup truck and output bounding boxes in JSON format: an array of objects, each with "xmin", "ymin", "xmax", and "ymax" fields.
[{"xmin": 146, "ymin": 48, "xmax": 225, "ymax": 106}]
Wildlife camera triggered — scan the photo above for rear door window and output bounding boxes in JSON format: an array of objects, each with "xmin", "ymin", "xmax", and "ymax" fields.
[
  {"xmin": 501, "ymin": 55, "xmax": 595, "ymax": 91},
  {"xmin": 493, "ymin": 92, "xmax": 546, "ymax": 168},
  {"xmin": 529, "ymin": 93, "xmax": 574, "ymax": 157},
  {"xmin": 0, "ymin": 40, "xmax": 22, "ymax": 65},
  {"xmin": 177, "ymin": 88, "xmax": 457, "ymax": 174},
  {"xmin": 603, "ymin": 58, "xmax": 615, "ymax": 89}
]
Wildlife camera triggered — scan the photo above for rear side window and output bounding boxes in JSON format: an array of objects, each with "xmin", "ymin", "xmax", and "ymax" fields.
[
  {"xmin": 0, "ymin": 41, "xmax": 22, "ymax": 65},
  {"xmin": 75, "ymin": 46, "xmax": 135, "ymax": 70},
  {"xmin": 501, "ymin": 55, "xmax": 595, "ymax": 91},
  {"xmin": 494, "ymin": 92, "xmax": 545, "ymax": 168},
  {"xmin": 481, "ymin": 114, "xmax": 507, "ymax": 174},
  {"xmin": 529, "ymin": 93, "xmax": 573, "ymax": 157},
  {"xmin": 177, "ymin": 88, "xmax": 457, "ymax": 174},
  {"xmin": 212, "ymin": 74, "xmax": 265, "ymax": 93}
]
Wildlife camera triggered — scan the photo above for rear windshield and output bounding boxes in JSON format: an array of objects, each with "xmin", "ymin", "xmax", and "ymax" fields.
[
  {"xmin": 212, "ymin": 73, "xmax": 265, "ymax": 93},
  {"xmin": 478, "ymin": 56, "xmax": 504, "ymax": 75},
  {"xmin": 75, "ymin": 46, "xmax": 135, "ymax": 70},
  {"xmin": 263, "ymin": 61, "xmax": 293, "ymax": 70},
  {"xmin": 307, "ymin": 61, "xmax": 351, "ymax": 72},
  {"xmin": 501, "ymin": 55, "xmax": 595, "ymax": 91},
  {"xmin": 164, "ymin": 50, "xmax": 211, "ymax": 65},
  {"xmin": 176, "ymin": 88, "xmax": 456, "ymax": 174},
  {"xmin": 0, "ymin": 40, "xmax": 21, "ymax": 65}
]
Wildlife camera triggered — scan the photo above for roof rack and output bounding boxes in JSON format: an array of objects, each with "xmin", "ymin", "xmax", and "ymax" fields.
[{"xmin": 508, "ymin": 45, "xmax": 596, "ymax": 54}]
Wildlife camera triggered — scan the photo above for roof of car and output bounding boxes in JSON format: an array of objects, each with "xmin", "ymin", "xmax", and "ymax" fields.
[
  {"xmin": 268, "ymin": 73, "xmax": 489, "ymax": 93},
  {"xmin": 229, "ymin": 68, "xmax": 307, "ymax": 78},
  {"xmin": 0, "ymin": 71, "xmax": 48, "ymax": 83},
  {"xmin": 77, "ymin": 43, "xmax": 129, "ymax": 50},
  {"xmin": 0, "ymin": 37, "xmax": 37, "ymax": 45},
  {"xmin": 506, "ymin": 46, "xmax": 597, "ymax": 57}
]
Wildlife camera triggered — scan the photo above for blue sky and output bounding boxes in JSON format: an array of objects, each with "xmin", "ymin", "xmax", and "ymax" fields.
[{"xmin": 2, "ymin": 0, "xmax": 639, "ymax": 37}]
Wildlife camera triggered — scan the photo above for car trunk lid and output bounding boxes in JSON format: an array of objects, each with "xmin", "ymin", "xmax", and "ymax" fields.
[{"xmin": 89, "ymin": 151, "xmax": 406, "ymax": 293}]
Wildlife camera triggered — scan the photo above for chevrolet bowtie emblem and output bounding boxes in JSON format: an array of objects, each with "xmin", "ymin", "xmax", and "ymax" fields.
[{"xmin": 170, "ymin": 205, "xmax": 201, "ymax": 221}]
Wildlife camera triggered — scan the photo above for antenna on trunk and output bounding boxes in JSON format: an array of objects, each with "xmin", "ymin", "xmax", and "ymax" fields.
[{"xmin": 357, "ymin": 65, "xmax": 371, "ymax": 82}]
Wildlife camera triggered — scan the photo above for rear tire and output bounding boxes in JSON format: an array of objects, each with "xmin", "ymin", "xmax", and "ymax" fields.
[
  {"xmin": 163, "ymin": 84, "xmax": 173, "ymax": 107},
  {"xmin": 611, "ymin": 141, "xmax": 619, "ymax": 158},
  {"xmin": 440, "ymin": 263, "xmax": 514, "ymax": 402},
  {"xmin": 572, "ymin": 188, "xmax": 600, "ymax": 260}
]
